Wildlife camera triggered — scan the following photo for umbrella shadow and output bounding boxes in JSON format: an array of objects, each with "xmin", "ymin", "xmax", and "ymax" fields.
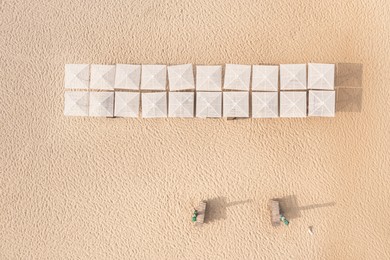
[
  {"xmin": 335, "ymin": 63, "xmax": 363, "ymax": 113},
  {"xmin": 204, "ymin": 197, "xmax": 252, "ymax": 223}
]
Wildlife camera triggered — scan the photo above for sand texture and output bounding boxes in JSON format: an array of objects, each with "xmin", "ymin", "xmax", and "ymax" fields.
[{"xmin": 1, "ymin": 0, "xmax": 390, "ymax": 259}]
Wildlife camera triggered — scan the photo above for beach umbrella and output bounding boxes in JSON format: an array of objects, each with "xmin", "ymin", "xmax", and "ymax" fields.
[
  {"xmin": 196, "ymin": 65, "xmax": 222, "ymax": 91},
  {"xmin": 168, "ymin": 92, "xmax": 194, "ymax": 118},
  {"xmin": 223, "ymin": 91, "xmax": 249, "ymax": 118},
  {"xmin": 90, "ymin": 64, "xmax": 116, "ymax": 90},
  {"xmin": 308, "ymin": 63, "xmax": 335, "ymax": 90},
  {"xmin": 64, "ymin": 91, "xmax": 89, "ymax": 116},
  {"xmin": 280, "ymin": 91, "xmax": 307, "ymax": 118},
  {"xmin": 114, "ymin": 92, "xmax": 140, "ymax": 117},
  {"xmin": 64, "ymin": 64, "xmax": 90, "ymax": 89},
  {"xmin": 252, "ymin": 92, "xmax": 279, "ymax": 118},
  {"xmin": 141, "ymin": 92, "xmax": 167, "ymax": 118},
  {"xmin": 140, "ymin": 65, "xmax": 167, "ymax": 90},
  {"xmin": 252, "ymin": 65, "xmax": 279, "ymax": 91},
  {"xmin": 89, "ymin": 92, "xmax": 114, "ymax": 117},
  {"xmin": 168, "ymin": 64, "xmax": 195, "ymax": 91},
  {"xmin": 196, "ymin": 92, "xmax": 222, "ymax": 118},
  {"xmin": 308, "ymin": 90, "xmax": 335, "ymax": 117},
  {"xmin": 280, "ymin": 64, "xmax": 307, "ymax": 90},
  {"xmin": 223, "ymin": 64, "xmax": 251, "ymax": 91},
  {"xmin": 114, "ymin": 64, "xmax": 141, "ymax": 90}
]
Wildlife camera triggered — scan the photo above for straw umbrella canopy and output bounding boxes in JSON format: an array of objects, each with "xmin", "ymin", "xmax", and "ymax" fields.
[
  {"xmin": 140, "ymin": 65, "xmax": 167, "ymax": 90},
  {"xmin": 252, "ymin": 65, "xmax": 279, "ymax": 91},
  {"xmin": 308, "ymin": 63, "xmax": 335, "ymax": 90},
  {"xmin": 280, "ymin": 91, "xmax": 307, "ymax": 118},
  {"xmin": 114, "ymin": 64, "xmax": 141, "ymax": 90},
  {"xmin": 64, "ymin": 64, "xmax": 90, "ymax": 89},
  {"xmin": 223, "ymin": 64, "xmax": 251, "ymax": 91},
  {"xmin": 141, "ymin": 92, "xmax": 167, "ymax": 118},
  {"xmin": 196, "ymin": 65, "xmax": 222, "ymax": 91},
  {"xmin": 89, "ymin": 65, "xmax": 116, "ymax": 90},
  {"xmin": 308, "ymin": 90, "xmax": 335, "ymax": 117},
  {"xmin": 252, "ymin": 92, "xmax": 279, "ymax": 118},
  {"xmin": 280, "ymin": 64, "xmax": 307, "ymax": 90},
  {"xmin": 114, "ymin": 92, "xmax": 140, "ymax": 117},
  {"xmin": 223, "ymin": 91, "xmax": 249, "ymax": 118},
  {"xmin": 64, "ymin": 91, "xmax": 89, "ymax": 116},
  {"xmin": 168, "ymin": 64, "xmax": 195, "ymax": 91},
  {"xmin": 196, "ymin": 92, "xmax": 222, "ymax": 118},
  {"xmin": 89, "ymin": 92, "xmax": 114, "ymax": 117},
  {"xmin": 168, "ymin": 92, "xmax": 194, "ymax": 117}
]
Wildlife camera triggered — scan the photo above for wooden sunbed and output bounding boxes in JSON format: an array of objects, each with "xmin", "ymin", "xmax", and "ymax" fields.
[
  {"xmin": 195, "ymin": 201, "xmax": 207, "ymax": 226},
  {"xmin": 269, "ymin": 199, "xmax": 280, "ymax": 226}
]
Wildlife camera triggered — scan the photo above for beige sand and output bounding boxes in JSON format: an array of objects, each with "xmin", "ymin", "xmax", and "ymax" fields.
[{"xmin": 1, "ymin": 0, "xmax": 390, "ymax": 259}]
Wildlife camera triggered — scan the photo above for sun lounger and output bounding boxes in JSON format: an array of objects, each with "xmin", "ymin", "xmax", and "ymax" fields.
[
  {"xmin": 195, "ymin": 201, "xmax": 207, "ymax": 226},
  {"xmin": 269, "ymin": 199, "xmax": 281, "ymax": 226}
]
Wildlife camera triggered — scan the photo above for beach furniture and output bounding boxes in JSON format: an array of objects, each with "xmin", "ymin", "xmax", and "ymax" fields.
[
  {"xmin": 168, "ymin": 92, "xmax": 194, "ymax": 118},
  {"xmin": 252, "ymin": 65, "xmax": 279, "ymax": 91},
  {"xmin": 280, "ymin": 91, "xmax": 307, "ymax": 118},
  {"xmin": 194, "ymin": 201, "xmax": 207, "ymax": 226},
  {"xmin": 114, "ymin": 64, "xmax": 141, "ymax": 90},
  {"xmin": 196, "ymin": 65, "xmax": 222, "ymax": 91},
  {"xmin": 280, "ymin": 64, "xmax": 307, "ymax": 90},
  {"xmin": 64, "ymin": 91, "xmax": 89, "ymax": 116},
  {"xmin": 64, "ymin": 64, "xmax": 90, "ymax": 89},
  {"xmin": 252, "ymin": 92, "xmax": 279, "ymax": 118},
  {"xmin": 89, "ymin": 92, "xmax": 114, "ymax": 117},
  {"xmin": 90, "ymin": 65, "xmax": 116, "ymax": 90},
  {"xmin": 140, "ymin": 65, "xmax": 167, "ymax": 90},
  {"xmin": 223, "ymin": 64, "xmax": 251, "ymax": 91},
  {"xmin": 114, "ymin": 92, "xmax": 140, "ymax": 117},
  {"xmin": 308, "ymin": 63, "xmax": 335, "ymax": 90},
  {"xmin": 196, "ymin": 92, "xmax": 222, "ymax": 118},
  {"xmin": 223, "ymin": 91, "xmax": 249, "ymax": 118},
  {"xmin": 167, "ymin": 64, "xmax": 195, "ymax": 91},
  {"xmin": 308, "ymin": 90, "xmax": 336, "ymax": 117},
  {"xmin": 269, "ymin": 200, "xmax": 281, "ymax": 226},
  {"xmin": 141, "ymin": 92, "xmax": 167, "ymax": 118}
]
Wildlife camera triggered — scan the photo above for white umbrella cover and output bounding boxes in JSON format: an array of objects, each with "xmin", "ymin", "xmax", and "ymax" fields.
[
  {"xmin": 114, "ymin": 64, "xmax": 141, "ymax": 90},
  {"xmin": 168, "ymin": 64, "xmax": 195, "ymax": 91},
  {"xmin": 196, "ymin": 65, "xmax": 222, "ymax": 91},
  {"xmin": 223, "ymin": 64, "xmax": 251, "ymax": 91},
  {"xmin": 89, "ymin": 92, "xmax": 114, "ymax": 117},
  {"xmin": 223, "ymin": 91, "xmax": 249, "ymax": 118},
  {"xmin": 140, "ymin": 65, "xmax": 167, "ymax": 90},
  {"xmin": 168, "ymin": 92, "xmax": 194, "ymax": 117},
  {"xmin": 308, "ymin": 90, "xmax": 335, "ymax": 117},
  {"xmin": 90, "ymin": 64, "xmax": 116, "ymax": 90},
  {"xmin": 308, "ymin": 63, "xmax": 335, "ymax": 90},
  {"xmin": 280, "ymin": 64, "xmax": 307, "ymax": 90},
  {"xmin": 252, "ymin": 92, "xmax": 279, "ymax": 118},
  {"xmin": 141, "ymin": 92, "xmax": 167, "ymax": 118},
  {"xmin": 252, "ymin": 65, "xmax": 279, "ymax": 91},
  {"xmin": 64, "ymin": 64, "xmax": 90, "ymax": 89},
  {"xmin": 280, "ymin": 91, "xmax": 307, "ymax": 118},
  {"xmin": 196, "ymin": 92, "xmax": 222, "ymax": 118},
  {"xmin": 64, "ymin": 91, "xmax": 89, "ymax": 116},
  {"xmin": 114, "ymin": 92, "xmax": 140, "ymax": 117}
]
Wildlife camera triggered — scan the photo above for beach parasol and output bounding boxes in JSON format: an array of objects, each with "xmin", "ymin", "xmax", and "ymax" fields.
[
  {"xmin": 114, "ymin": 64, "xmax": 141, "ymax": 90},
  {"xmin": 308, "ymin": 90, "xmax": 335, "ymax": 117},
  {"xmin": 196, "ymin": 65, "xmax": 222, "ymax": 91},
  {"xmin": 167, "ymin": 64, "xmax": 195, "ymax": 91},
  {"xmin": 64, "ymin": 64, "xmax": 90, "ymax": 89},
  {"xmin": 89, "ymin": 91, "xmax": 114, "ymax": 117},
  {"xmin": 252, "ymin": 65, "xmax": 279, "ymax": 91},
  {"xmin": 64, "ymin": 91, "xmax": 89, "ymax": 116},
  {"xmin": 223, "ymin": 91, "xmax": 249, "ymax": 118},
  {"xmin": 168, "ymin": 92, "xmax": 194, "ymax": 117},
  {"xmin": 280, "ymin": 91, "xmax": 307, "ymax": 117},
  {"xmin": 114, "ymin": 92, "xmax": 140, "ymax": 117},
  {"xmin": 140, "ymin": 65, "xmax": 167, "ymax": 90},
  {"xmin": 223, "ymin": 64, "xmax": 251, "ymax": 91},
  {"xmin": 141, "ymin": 92, "xmax": 167, "ymax": 118},
  {"xmin": 196, "ymin": 91, "xmax": 222, "ymax": 118},
  {"xmin": 280, "ymin": 64, "xmax": 307, "ymax": 90},
  {"xmin": 252, "ymin": 92, "xmax": 279, "ymax": 118},
  {"xmin": 89, "ymin": 64, "xmax": 116, "ymax": 90},
  {"xmin": 308, "ymin": 63, "xmax": 335, "ymax": 90}
]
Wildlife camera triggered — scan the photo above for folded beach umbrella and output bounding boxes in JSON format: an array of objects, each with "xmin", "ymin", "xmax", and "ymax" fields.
[
  {"xmin": 308, "ymin": 63, "xmax": 335, "ymax": 90},
  {"xmin": 223, "ymin": 91, "xmax": 249, "ymax": 118},
  {"xmin": 141, "ymin": 92, "xmax": 167, "ymax": 118},
  {"xmin": 89, "ymin": 64, "xmax": 116, "ymax": 90},
  {"xmin": 280, "ymin": 91, "xmax": 307, "ymax": 118},
  {"xmin": 64, "ymin": 64, "xmax": 90, "ymax": 89},
  {"xmin": 140, "ymin": 65, "xmax": 167, "ymax": 90},
  {"xmin": 64, "ymin": 91, "xmax": 89, "ymax": 116},
  {"xmin": 252, "ymin": 65, "xmax": 279, "ymax": 91},
  {"xmin": 168, "ymin": 92, "xmax": 194, "ymax": 118},
  {"xmin": 114, "ymin": 92, "xmax": 140, "ymax": 117},
  {"xmin": 168, "ymin": 64, "xmax": 195, "ymax": 91},
  {"xmin": 308, "ymin": 90, "xmax": 335, "ymax": 117},
  {"xmin": 196, "ymin": 92, "xmax": 222, "ymax": 118},
  {"xmin": 89, "ymin": 92, "xmax": 114, "ymax": 117},
  {"xmin": 114, "ymin": 64, "xmax": 141, "ymax": 90},
  {"xmin": 223, "ymin": 64, "xmax": 251, "ymax": 91},
  {"xmin": 196, "ymin": 65, "xmax": 222, "ymax": 91},
  {"xmin": 280, "ymin": 64, "xmax": 307, "ymax": 90},
  {"xmin": 252, "ymin": 92, "xmax": 279, "ymax": 118}
]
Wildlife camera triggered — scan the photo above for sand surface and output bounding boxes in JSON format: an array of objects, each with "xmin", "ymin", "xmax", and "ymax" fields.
[{"xmin": 1, "ymin": 0, "xmax": 390, "ymax": 259}]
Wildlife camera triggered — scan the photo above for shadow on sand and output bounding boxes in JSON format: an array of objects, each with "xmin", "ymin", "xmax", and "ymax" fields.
[
  {"xmin": 335, "ymin": 63, "xmax": 363, "ymax": 113},
  {"xmin": 204, "ymin": 197, "xmax": 252, "ymax": 223}
]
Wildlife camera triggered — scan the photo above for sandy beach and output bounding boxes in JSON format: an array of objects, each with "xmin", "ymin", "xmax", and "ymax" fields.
[{"xmin": 1, "ymin": 0, "xmax": 390, "ymax": 259}]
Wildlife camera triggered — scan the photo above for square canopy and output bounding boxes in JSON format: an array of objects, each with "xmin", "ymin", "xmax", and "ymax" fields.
[
  {"xmin": 308, "ymin": 63, "xmax": 335, "ymax": 90},
  {"xmin": 90, "ymin": 65, "xmax": 116, "ymax": 90},
  {"xmin": 141, "ymin": 65, "xmax": 167, "ymax": 90},
  {"xmin": 223, "ymin": 91, "xmax": 249, "ymax": 118},
  {"xmin": 89, "ymin": 92, "xmax": 114, "ymax": 117},
  {"xmin": 280, "ymin": 91, "xmax": 307, "ymax": 118},
  {"xmin": 252, "ymin": 65, "xmax": 279, "ymax": 91},
  {"xmin": 280, "ymin": 64, "xmax": 307, "ymax": 90},
  {"xmin": 223, "ymin": 64, "xmax": 251, "ymax": 91},
  {"xmin": 64, "ymin": 64, "xmax": 90, "ymax": 89},
  {"xmin": 64, "ymin": 91, "xmax": 89, "ymax": 116},
  {"xmin": 196, "ymin": 92, "xmax": 222, "ymax": 118},
  {"xmin": 196, "ymin": 65, "xmax": 222, "ymax": 91},
  {"xmin": 114, "ymin": 64, "xmax": 141, "ymax": 90},
  {"xmin": 308, "ymin": 90, "xmax": 335, "ymax": 117},
  {"xmin": 168, "ymin": 64, "xmax": 195, "ymax": 91},
  {"xmin": 168, "ymin": 92, "xmax": 194, "ymax": 118},
  {"xmin": 114, "ymin": 92, "xmax": 140, "ymax": 117},
  {"xmin": 141, "ymin": 92, "xmax": 167, "ymax": 118},
  {"xmin": 252, "ymin": 92, "xmax": 279, "ymax": 118}
]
